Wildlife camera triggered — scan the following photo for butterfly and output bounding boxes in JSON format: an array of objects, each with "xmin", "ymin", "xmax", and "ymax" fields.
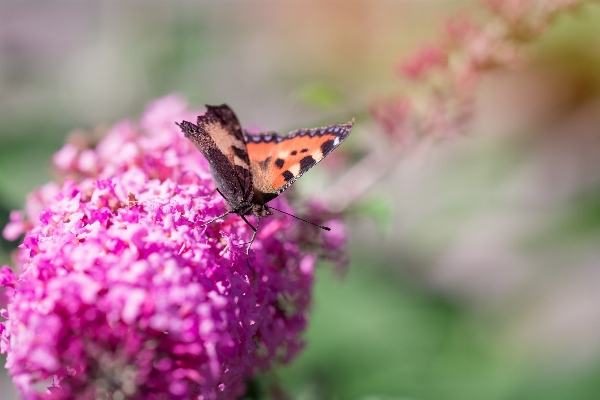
[{"xmin": 177, "ymin": 104, "xmax": 353, "ymax": 251}]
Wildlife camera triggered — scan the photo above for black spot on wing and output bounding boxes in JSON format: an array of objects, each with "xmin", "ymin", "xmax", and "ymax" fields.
[
  {"xmin": 258, "ymin": 156, "xmax": 271, "ymax": 171},
  {"xmin": 320, "ymin": 139, "xmax": 335, "ymax": 155},
  {"xmin": 252, "ymin": 190, "xmax": 278, "ymax": 206},
  {"xmin": 282, "ymin": 170, "xmax": 294, "ymax": 181},
  {"xmin": 299, "ymin": 156, "xmax": 316, "ymax": 172},
  {"xmin": 274, "ymin": 158, "xmax": 284, "ymax": 169},
  {"xmin": 301, "ymin": 149, "xmax": 308, "ymax": 153},
  {"xmin": 231, "ymin": 146, "xmax": 249, "ymax": 163},
  {"xmin": 290, "ymin": 150, "xmax": 297, "ymax": 155}
]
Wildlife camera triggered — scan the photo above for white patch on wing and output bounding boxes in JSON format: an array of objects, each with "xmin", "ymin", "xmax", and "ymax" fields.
[
  {"xmin": 288, "ymin": 164, "xmax": 300, "ymax": 176},
  {"xmin": 312, "ymin": 150, "xmax": 323, "ymax": 162},
  {"xmin": 277, "ymin": 150, "xmax": 290, "ymax": 159},
  {"xmin": 207, "ymin": 122, "xmax": 246, "ymax": 161},
  {"xmin": 234, "ymin": 156, "xmax": 248, "ymax": 168},
  {"xmin": 333, "ymin": 136, "xmax": 340, "ymax": 146}
]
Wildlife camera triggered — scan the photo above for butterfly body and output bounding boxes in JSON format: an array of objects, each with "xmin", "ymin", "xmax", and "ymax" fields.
[{"xmin": 177, "ymin": 104, "xmax": 353, "ymax": 228}]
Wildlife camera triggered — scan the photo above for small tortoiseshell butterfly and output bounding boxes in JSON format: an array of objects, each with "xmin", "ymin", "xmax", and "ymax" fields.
[{"xmin": 177, "ymin": 104, "xmax": 353, "ymax": 250}]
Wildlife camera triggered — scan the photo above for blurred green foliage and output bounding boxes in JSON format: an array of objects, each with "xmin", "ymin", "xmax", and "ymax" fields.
[
  {"xmin": 353, "ymin": 196, "xmax": 395, "ymax": 236},
  {"xmin": 275, "ymin": 254, "xmax": 600, "ymax": 400},
  {"xmin": 297, "ymin": 82, "xmax": 346, "ymax": 109},
  {"xmin": 530, "ymin": 189, "xmax": 600, "ymax": 248}
]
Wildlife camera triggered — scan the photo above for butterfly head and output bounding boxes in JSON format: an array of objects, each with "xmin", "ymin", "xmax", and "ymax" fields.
[
  {"xmin": 231, "ymin": 200, "xmax": 272, "ymax": 219},
  {"xmin": 252, "ymin": 203, "xmax": 272, "ymax": 218}
]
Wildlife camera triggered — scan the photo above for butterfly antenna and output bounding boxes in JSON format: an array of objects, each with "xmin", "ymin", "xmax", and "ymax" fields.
[{"xmin": 268, "ymin": 206, "xmax": 331, "ymax": 231}]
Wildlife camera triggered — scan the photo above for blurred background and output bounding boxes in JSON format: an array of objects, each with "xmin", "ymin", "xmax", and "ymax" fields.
[{"xmin": 2, "ymin": 1, "xmax": 600, "ymax": 399}]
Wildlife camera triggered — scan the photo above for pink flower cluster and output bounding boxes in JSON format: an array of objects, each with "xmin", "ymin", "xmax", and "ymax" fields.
[
  {"xmin": 371, "ymin": 0, "xmax": 593, "ymax": 145},
  {"xmin": 0, "ymin": 95, "xmax": 347, "ymax": 399}
]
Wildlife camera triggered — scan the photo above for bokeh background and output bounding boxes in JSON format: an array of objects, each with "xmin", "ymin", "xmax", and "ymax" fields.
[{"xmin": 3, "ymin": 1, "xmax": 600, "ymax": 399}]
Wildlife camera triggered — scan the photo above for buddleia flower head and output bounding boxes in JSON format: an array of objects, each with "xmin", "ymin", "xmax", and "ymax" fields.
[{"xmin": 0, "ymin": 95, "xmax": 347, "ymax": 399}]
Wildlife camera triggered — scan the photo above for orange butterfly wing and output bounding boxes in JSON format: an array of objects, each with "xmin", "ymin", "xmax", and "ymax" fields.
[{"xmin": 244, "ymin": 119, "xmax": 354, "ymax": 205}]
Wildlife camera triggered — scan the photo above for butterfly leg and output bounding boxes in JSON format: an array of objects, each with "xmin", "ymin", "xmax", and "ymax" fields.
[
  {"xmin": 198, "ymin": 187, "xmax": 227, "ymax": 200},
  {"xmin": 239, "ymin": 216, "xmax": 261, "ymax": 255},
  {"xmin": 215, "ymin": 188, "xmax": 227, "ymax": 199},
  {"xmin": 200, "ymin": 210, "xmax": 232, "ymax": 227},
  {"xmin": 200, "ymin": 189, "xmax": 217, "ymax": 198},
  {"xmin": 199, "ymin": 188, "xmax": 236, "ymax": 227}
]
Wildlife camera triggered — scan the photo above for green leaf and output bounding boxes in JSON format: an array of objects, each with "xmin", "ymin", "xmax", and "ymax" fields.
[
  {"xmin": 297, "ymin": 82, "xmax": 345, "ymax": 109},
  {"xmin": 352, "ymin": 195, "xmax": 394, "ymax": 236}
]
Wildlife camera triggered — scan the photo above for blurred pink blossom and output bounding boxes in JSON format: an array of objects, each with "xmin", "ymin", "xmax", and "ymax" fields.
[
  {"xmin": 368, "ymin": 97, "xmax": 412, "ymax": 140},
  {"xmin": 371, "ymin": 0, "xmax": 593, "ymax": 144},
  {"xmin": 0, "ymin": 95, "xmax": 347, "ymax": 399},
  {"xmin": 2, "ymin": 211, "xmax": 25, "ymax": 242},
  {"xmin": 398, "ymin": 45, "xmax": 447, "ymax": 80}
]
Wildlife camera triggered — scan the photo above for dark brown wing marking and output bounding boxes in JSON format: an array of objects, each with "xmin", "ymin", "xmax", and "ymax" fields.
[{"xmin": 177, "ymin": 105, "xmax": 253, "ymax": 211}]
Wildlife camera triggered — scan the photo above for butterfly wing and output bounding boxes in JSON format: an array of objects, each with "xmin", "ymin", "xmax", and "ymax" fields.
[
  {"xmin": 245, "ymin": 119, "xmax": 354, "ymax": 205},
  {"xmin": 178, "ymin": 104, "xmax": 253, "ymax": 211}
]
